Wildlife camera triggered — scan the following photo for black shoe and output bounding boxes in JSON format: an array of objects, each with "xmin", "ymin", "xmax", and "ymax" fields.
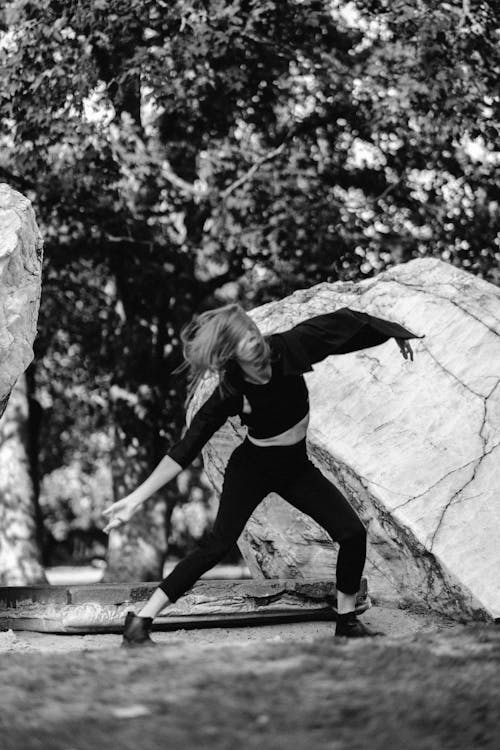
[
  {"xmin": 335, "ymin": 611, "xmax": 384, "ymax": 638},
  {"xmin": 122, "ymin": 612, "xmax": 156, "ymax": 648}
]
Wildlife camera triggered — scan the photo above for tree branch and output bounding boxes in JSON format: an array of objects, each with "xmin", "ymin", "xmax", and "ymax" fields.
[
  {"xmin": 458, "ymin": 0, "xmax": 472, "ymax": 29},
  {"xmin": 160, "ymin": 159, "xmax": 207, "ymax": 198},
  {"xmin": 355, "ymin": 174, "xmax": 404, "ymax": 208},
  {"xmin": 108, "ymin": 125, "xmax": 207, "ymax": 199},
  {"xmin": 220, "ymin": 142, "xmax": 287, "ymax": 201},
  {"xmin": 106, "ymin": 235, "xmax": 155, "ymax": 250}
]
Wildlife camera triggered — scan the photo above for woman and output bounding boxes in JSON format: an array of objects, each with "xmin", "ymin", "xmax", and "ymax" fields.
[{"xmin": 103, "ymin": 303, "xmax": 422, "ymax": 645}]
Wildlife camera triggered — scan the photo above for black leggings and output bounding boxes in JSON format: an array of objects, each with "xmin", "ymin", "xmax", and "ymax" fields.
[{"xmin": 159, "ymin": 438, "xmax": 366, "ymax": 602}]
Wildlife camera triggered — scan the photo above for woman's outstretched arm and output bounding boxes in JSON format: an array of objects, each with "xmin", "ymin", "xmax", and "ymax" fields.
[
  {"xmin": 274, "ymin": 307, "xmax": 424, "ymax": 374},
  {"xmin": 102, "ymin": 455, "xmax": 183, "ymax": 533},
  {"xmin": 103, "ymin": 385, "xmax": 242, "ymax": 533}
]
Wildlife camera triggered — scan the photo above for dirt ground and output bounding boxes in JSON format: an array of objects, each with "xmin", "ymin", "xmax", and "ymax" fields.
[
  {"xmin": 0, "ymin": 604, "xmax": 452, "ymax": 653},
  {"xmin": 2, "ymin": 604, "xmax": 500, "ymax": 750}
]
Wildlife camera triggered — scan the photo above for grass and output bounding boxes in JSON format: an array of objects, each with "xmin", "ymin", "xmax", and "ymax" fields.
[{"xmin": 1, "ymin": 623, "xmax": 500, "ymax": 750}]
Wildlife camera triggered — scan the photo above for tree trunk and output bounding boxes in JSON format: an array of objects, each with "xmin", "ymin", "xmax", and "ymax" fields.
[
  {"xmin": 103, "ymin": 422, "xmax": 168, "ymax": 582},
  {"xmin": 0, "ymin": 375, "xmax": 46, "ymax": 584}
]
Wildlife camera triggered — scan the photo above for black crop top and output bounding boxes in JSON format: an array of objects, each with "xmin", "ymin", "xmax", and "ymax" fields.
[{"xmin": 168, "ymin": 307, "xmax": 423, "ymax": 469}]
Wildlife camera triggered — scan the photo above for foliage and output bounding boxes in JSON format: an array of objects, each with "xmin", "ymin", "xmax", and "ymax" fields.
[{"xmin": 0, "ymin": 0, "xmax": 499, "ymax": 569}]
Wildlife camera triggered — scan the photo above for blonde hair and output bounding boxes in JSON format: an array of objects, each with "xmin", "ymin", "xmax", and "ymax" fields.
[{"xmin": 179, "ymin": 303, "xmax": 269, "ymax": 401}]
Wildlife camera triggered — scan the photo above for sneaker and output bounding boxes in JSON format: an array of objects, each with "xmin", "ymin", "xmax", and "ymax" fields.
[
  {"xmin": 122, "ymin": 611, "xmax": 157, "ymax": 648},
  {"xmin": 335, "ymin": 611, "xmax": 384, "ymax": 638}
]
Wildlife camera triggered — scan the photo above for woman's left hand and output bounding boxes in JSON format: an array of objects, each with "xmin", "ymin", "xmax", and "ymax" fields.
[{"xmin": 396, "ymin": 338, "xmax": 414, "ymax": 361}]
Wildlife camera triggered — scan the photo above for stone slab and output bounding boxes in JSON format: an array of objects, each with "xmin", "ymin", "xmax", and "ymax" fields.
[
  {"xmin": 0, "ymin": 585, "xmax": 70, "ymax": 608},
  {"xmin": 0, "ymin": 578, "xmax": 370, "ymax": 633},
  {"xmin": 0, "ymin": 608, "xmax": 339, "ymax": 635}
]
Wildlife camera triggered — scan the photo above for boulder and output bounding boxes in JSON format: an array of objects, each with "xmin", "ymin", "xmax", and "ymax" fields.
[
  {"xmin": 197, "ymin": 258, "xmax": 500, "ymax": 621},
  {"xmin": 0, "ymin": 184, "xmax": 43, "ymax": 420}
]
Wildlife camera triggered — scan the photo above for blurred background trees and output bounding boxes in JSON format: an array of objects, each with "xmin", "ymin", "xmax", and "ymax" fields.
[{"xmin": 0, "ymin": 0, "xmax": 498, "ymax": 581}]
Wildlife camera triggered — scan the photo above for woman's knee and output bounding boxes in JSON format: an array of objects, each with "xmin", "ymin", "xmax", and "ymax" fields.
[
  {"xmin": 339, "ymin": 518, "xmax": 366, "ymax": 546},
  {"xmin": 198, "ymin": 532, "xmax": 233, "ymax": 563}
]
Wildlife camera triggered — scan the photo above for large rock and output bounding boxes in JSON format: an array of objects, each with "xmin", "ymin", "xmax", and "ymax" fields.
[
  {"xmin": 0, "ymin": 184, "xmax": 43, "ymax": 420},
  {"xmin": 197, "ymin": 259, "xmax": 500, "ymax": 621}
]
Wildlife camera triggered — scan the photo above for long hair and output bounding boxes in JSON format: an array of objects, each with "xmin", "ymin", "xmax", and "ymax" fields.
[{"xmin": 179, "ymin": 303, "xmax": 269, "ymax": 403}]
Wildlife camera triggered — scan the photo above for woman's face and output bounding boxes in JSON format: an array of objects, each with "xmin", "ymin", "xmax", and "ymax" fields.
[{"xmin": 235, "ymin": 322, "xmax": 271, "ymax": 383}]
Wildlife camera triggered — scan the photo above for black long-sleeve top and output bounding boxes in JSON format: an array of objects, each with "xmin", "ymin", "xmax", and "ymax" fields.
[{"xmin": 168, "ymin": 307, "xmax": 423, "ymax": 469}]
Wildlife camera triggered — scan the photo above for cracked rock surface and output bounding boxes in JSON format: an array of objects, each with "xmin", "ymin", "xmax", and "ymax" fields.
[
  {"xmin": 0, "ymin": 184, "xmax": 43, "ymax": 419},
  {"xmin": 197, "ymin": 259, "xmax": 500, "ymax": 621}
]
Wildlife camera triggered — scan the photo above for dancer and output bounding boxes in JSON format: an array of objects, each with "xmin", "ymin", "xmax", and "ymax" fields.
[{"xmin": 103, "ymin": 303, "xmax": 422, "ymax": 645}]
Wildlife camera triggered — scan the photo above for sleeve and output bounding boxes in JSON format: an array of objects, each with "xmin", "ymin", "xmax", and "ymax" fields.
[
  {"xmin": 168, "ymin": 386, "xmax": 242, "ymax": 470},
  {"xmin": 275, "ymin": 307, "xmax": 424, "ymax": 374}
]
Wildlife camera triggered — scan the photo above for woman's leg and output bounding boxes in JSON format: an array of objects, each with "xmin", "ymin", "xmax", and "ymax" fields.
[
  {"xmin": 130, "ymin": 444, "xmax": 268, "ymax": 635},
  {"xmin": 278, "ymin": 458, "xmax": 366, "ymax": 612},
  {"xmin": 151, "ymin": 443, "xmax": 268, "ymax": 612},
  {"xmin": 137, "ymin": 588, "xmax": 170, "ymax": 619}
]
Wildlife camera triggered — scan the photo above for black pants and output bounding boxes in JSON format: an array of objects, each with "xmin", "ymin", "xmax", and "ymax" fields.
[{"xmin": 159, "ymin": 438, "xmax": 366, "ymax": 602}]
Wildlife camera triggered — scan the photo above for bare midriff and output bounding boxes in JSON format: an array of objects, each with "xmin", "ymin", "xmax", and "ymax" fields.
[{"xmin": 247, "ymin": 412, "xmax": 310, "ymax": 447}]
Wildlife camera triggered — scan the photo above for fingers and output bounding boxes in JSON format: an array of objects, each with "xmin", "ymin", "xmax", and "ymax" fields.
[
  {"xmin": 103, "ymin": 498, "xmax": 133, "ymax": 533},
  {"xmin": 402, "ymin": 341, "xmax": 414, "ymax": 361},
  {"xmin": 103, "ymin": 517, "xmax": 124, "ymax": 534},
  {"xmin": 103, "ymin": 499, "xmax": 126, "ymax": 516},
  {"xmin": 396, "ymin": 339, "xmax": 415, "ymax": 361}
]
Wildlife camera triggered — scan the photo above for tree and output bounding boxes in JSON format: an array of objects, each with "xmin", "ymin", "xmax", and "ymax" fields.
[
  {"xmin": 0, "ymin": 376, "xmax": 46, "ymax": 584},
  {"xmin": 0, "ymin": 0, "xmax": 498, "ymax": 578}
]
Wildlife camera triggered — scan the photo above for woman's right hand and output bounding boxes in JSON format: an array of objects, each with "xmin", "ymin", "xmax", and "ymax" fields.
[{"xmin": 102, "ymin": 496, "xmax": 139, "ymax": 534}]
